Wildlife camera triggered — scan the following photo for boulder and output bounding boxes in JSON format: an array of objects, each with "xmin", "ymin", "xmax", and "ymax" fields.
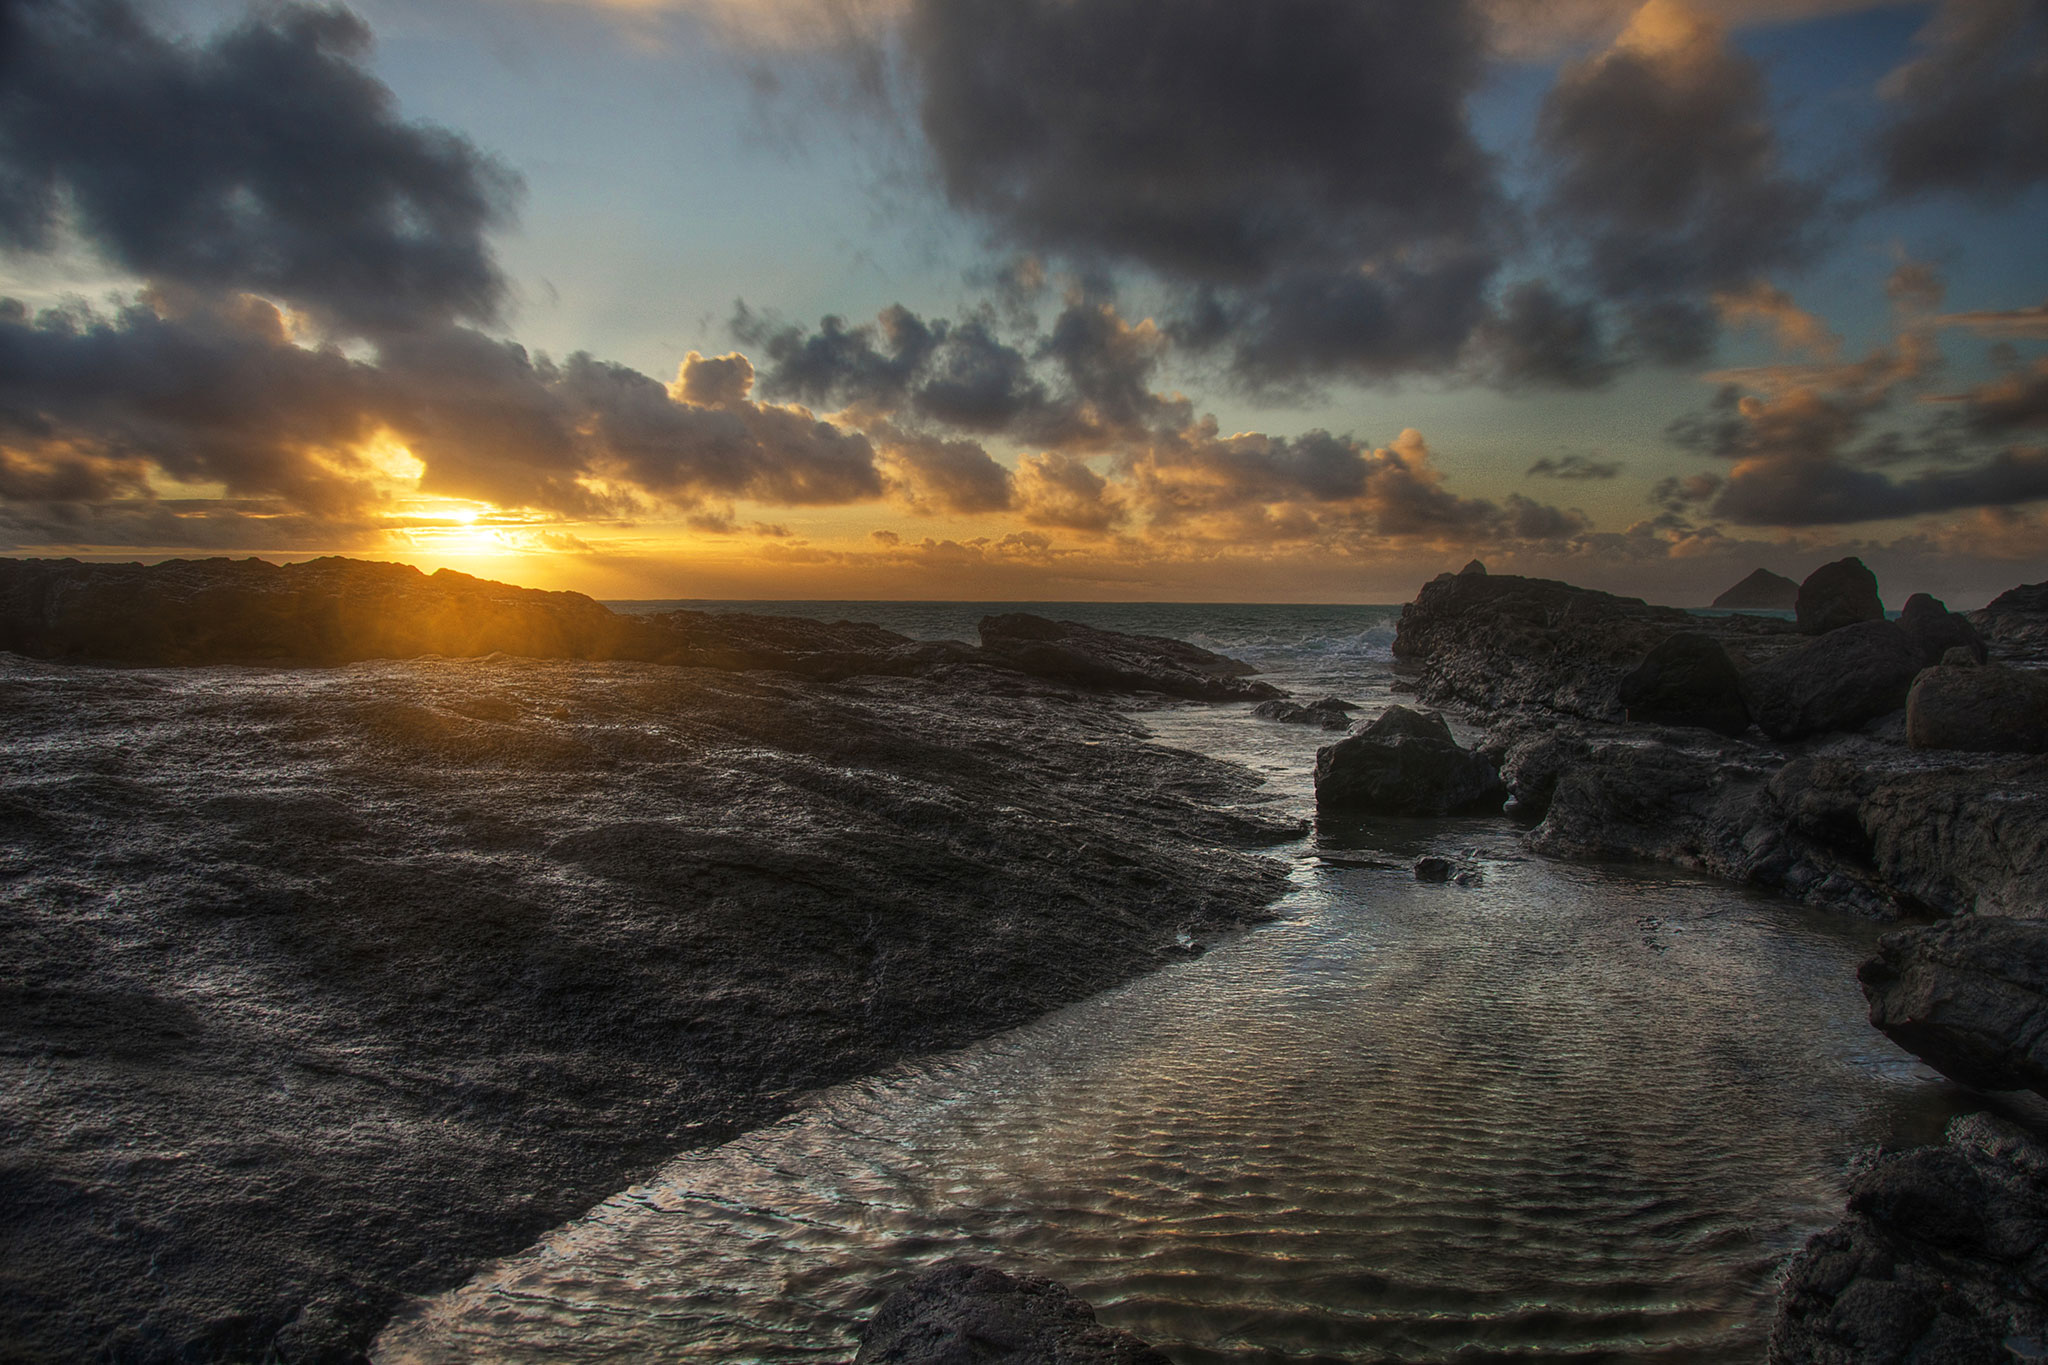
[
  {"xmin": 856, "ymin": 1262, "xmax": 1169, "ymax": 1365},
  {"xmin": 1251, "ymin": 696, "xmax": 1357, "ymax": 729},
  {"xmin": 1795, "ymin": 557, "xmax": 1885, "ymax": 635},
  {"xmin": 1741, "ymin": 620, "xmax": 1923, "ymax": 741},
  {"xmin": 1906, "ymin": 663, "xmax": 2048, "ymax": 753},
  {"xmin": 1614, "ymin": 632, "xmax": 1750, "ymax": 736},
  {"xmin": 1977, "ymin": 580, "xmax": 2048, "ymax": 662},
  {"xmin": 1859, "ymin": 917, "xmax": 2048, "ymax": 1096},
  {"xmin": 1711, "ymin": 568, "xmax": 1799, "ymax": 611},
  {"xmin": 1391, "ymin": 570, "xmax": 1797, "ymax": 722},
  {"xmin": 1896, "ymin": 592, "xmax": 1987, "ymax": 666},
  {"xmin": 1414, "ymin": 856, "xmax": 1454, "ymax": 882},
  {"xmin": 1771, "ymin": 1113, "xmax": 2048, "ymax": 1365},
  {"xmin": 1314, "ymin": 706, "xmax": 1506, "ymax": 816},
  {"xmin": 977, "ymin": 614, "xmax": 1281, "ymax": 702},
  {"xmin": 1490, "ymin": 724, "xmax": 1592, "ymax": 821}
]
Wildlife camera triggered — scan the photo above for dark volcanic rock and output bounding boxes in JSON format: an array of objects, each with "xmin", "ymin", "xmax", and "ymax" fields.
[
  {"xmin": 1771, "ymin": 1113, "xmax": 2048, "ymax": 1365},
  {"xmin": 1391, "ymin": 570, "xmax": 1797, "ymax": 722},
  {"xmin": 1860, "ymin": 918, "xmax": 2048, "ymax": 1096},
  {"xmin": 855, "ymin": 1262, "xmax": 1168, "ymax": 1365},
  {"xmin": 1897, "ymin": 592, "xmax": 1987, "ymax": 666},
  {"xmin": 1314, "ymin": 706, "xmax": 1505, "ymax": 816},
  {"xmin": 1252, "ymin": 695, "xmax": 1357, "ymax": 729},
  {"xmin": 1907, "ymin": 663, "xmax": 2048, "ymax": 753},
  {"xmin": 1978, "ymin": 581, "xmax": 2048, "ymax": 662},
  {"xmin": 1796, "ymin": 557, "xmax": 1885, "ymax": 636},
  {"xmin": 1712, "ymin": 568, "xmax": 1799, "ymax": 610},
  {"xmin": 1615, "ymin": 633, "xmax": 1750, "ymax": 736},
  {"xmin": 1460, "ymin": 558, "xmax": 1487, "ymax": 576},
  {"xmin": 0, "ymin": 656, "xmax": 1290, "ymax": 1364},
  {"xmin": 977, "ymin": 613, "xmax": 1280, "ymax": 701},
  {"xmin": 1414, "ymin": 856, "xmax": 1454, "ymax": 882},
  {"xmin": 1741, "ymin": 620, "xmax": 1924, "ymax": 741}
]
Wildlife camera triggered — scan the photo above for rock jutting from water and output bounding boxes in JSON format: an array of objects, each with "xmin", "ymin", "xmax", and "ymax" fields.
[
  {"xmin": 1712, "ymin": 567, "xmax": 1800, "ymax": 610},
  {"xmin": 1795, "ymin": 557, "xmax": 1886, "ymax": 635},
  {"xmin": 0, "ymin": 566, "xmax": 1299, "ymax": 1365},
  {"xmin": 855, "ymin": 1262, "xmax": 1169, "ymax": 1365},
  {"xmin": 1312, "ymin": 705, "xmax": 1507, "ymax": 816},
  {"xmin": 1393, "ymin": 565, "xmax": 2048, "ymax": 919}
]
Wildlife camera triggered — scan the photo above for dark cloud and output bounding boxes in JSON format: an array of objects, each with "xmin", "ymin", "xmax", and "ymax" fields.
[
  {"xmin": 1712, "ymin": 444, "xmax": 2048, "ymax": 525},
  {"xmin": 0, "ymin": 0, "xmax": 517, "ymax": 335},
  {"xmin": 732, "ymin": 303, "xmax": 941, "ymax": 414},
  {"xmin": 906, "ymin": 0, "xmax": 1495, "ymax": 281},
  {"xmin": 1527, "ymin": 454, "xmax": 1622, "ymax": 480},
  {"xmin": 1478, "ymin": 281, "xmax": 1620, "ymax": 390},
  {"xmin": 1621, "ymin": 298, "xmax": 1719, "ymax": 366},
  {"xmin": 1956, "ymin": 358, "xmax": 2048, "ymax": 433},
  {"xmin": 899, "ymin": 0, "xmax": 1521, "ymax": 385},
  {"xmin": 1879, "ymin": 0, "xmax": 2048, "ymax": 203},
  {"xmin": 1537, "ymin": 4, "xmax": 1824, "ymax": 306},
  {"xmin": 874, "ymin": 426, "xmax": 1016, "ymax": 514},
  {"xmin": 0, "ymin": 497, "xmax": 383, "ymax": 551}
]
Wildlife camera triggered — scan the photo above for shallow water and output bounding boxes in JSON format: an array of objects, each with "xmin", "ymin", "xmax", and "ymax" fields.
[{"xmin": 377, "ymin": 606, "xmax": 1968, "ymax": 1364}]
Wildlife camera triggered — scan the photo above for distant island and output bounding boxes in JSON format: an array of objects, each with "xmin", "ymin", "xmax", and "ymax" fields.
[{"xmin": 1711, "ymin": 567, "xmax": 1800, "ymax": 610}]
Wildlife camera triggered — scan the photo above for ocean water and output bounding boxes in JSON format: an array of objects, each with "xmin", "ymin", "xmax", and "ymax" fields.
[{"xmin": 377, "ymin": 603, "xmax": 1976, "ymax": 1364}]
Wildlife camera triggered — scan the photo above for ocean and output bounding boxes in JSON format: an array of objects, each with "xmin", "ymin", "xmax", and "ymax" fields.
[{"xmin": 376, "ymin": 602, "xmax": 1975, "ymax": 1364}]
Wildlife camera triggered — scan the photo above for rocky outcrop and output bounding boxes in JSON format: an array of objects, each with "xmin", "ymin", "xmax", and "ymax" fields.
[
  {"xmin": 856, "ymin": 1262, "xmax": 1168, "ymax": 1365},
  {"xmin": 1976, "ymin": 581, "xmax": 2048, "ymax": 662},
  {"xmin": 1712, "ymin": 568, "xmax": 1799, "ymax": 610},
  {"xmin": 1897, "ymin": 593, "xmax": 1986, "ymax": 666},
  {"xmin": 1741, "ymin": 621, "xmax": 1923, "ymax": 742},
  {"xmin": 1796, "ymin": 557, "xmax": 1885, "ymax": 635},
  {"xmin": 1314, "ymin": 706, "xmax": 1505, "ymax": 816},
  {"xmin": 1859, "ymin": 918, "xmax": 2048, "ymax": 1097},
  {"xmin": 1392, "ymin": 570, "xmax": 1796, "ymax": 722},
  {"xmin": 1771, "ymin": 1114, "xmax": 2048, "ymax": 1365},
  {"xmin": 0, "ymin": 653, "xmax": 1293, "ymax": 1364},
  {"xmin": 0, "ymin": 559, "xmax": 1282, "ymax": 702},
  {"xmin": 977, "ymin": 613, "xmax": 1281, "ymax": 701},
  {"xmin": 1907, "ymin": 662, "xmax": 2048, "ymax": 753},
  {"xmin": 1614, "ymin": 632, "xmax": 1750, "ymax": 736},
  {"xmin": 1252, "ymin": 696, "xmax": 1357, "ymax": 729},
  {"xmin": 1459, "ymin": 558, "xmax": 1487, "ymax": 576}
]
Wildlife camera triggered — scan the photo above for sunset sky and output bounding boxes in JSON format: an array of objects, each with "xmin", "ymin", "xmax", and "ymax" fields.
[{"xmin": 1, "ymin": 0, "xmax": 2044, "ymax": 603}]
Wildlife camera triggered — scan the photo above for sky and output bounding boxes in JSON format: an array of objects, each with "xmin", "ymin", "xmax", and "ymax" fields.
[{"xmin": 0, "ymin": 0, "xmax": 2044, "ymax": 604}]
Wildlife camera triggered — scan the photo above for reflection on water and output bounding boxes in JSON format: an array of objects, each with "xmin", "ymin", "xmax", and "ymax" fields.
[{"xmin": 378, "ymin": 842, "xmax": 1957, "ymax": 1364}]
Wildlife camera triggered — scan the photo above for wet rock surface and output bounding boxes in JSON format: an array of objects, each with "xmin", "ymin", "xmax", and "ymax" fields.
[
  {"xmin": 855, "ymin": 1261, "xmax": 1169, "ymax": 1365},
  {"xmin": 0, "ymin": 653, "xmax": 1292, "ymax": 1364},
  {"xmin": 976, "ymin": 612, "xmax": 1280, "ymax": 701},
  {"xmin": 1251, "ymin": 695, "xmax": 1357, "ymax": 729},
  {"xmin": 1860, "ymin": 918, "xmax": 2048, "ymax": 1097},
  {"xmin": 1313, "ymin": 706, "xmax": 1505, "ymax": 816},
  {"xmin": 1770, "ymin": 1113, "xmax": 2048, "ymax": 1365}
]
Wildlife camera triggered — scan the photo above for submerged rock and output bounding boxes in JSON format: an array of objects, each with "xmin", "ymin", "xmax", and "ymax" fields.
[
  {"xmin": 1741, "ymin": 620, "xmax": 1923, "ymax": 741},
  {"xmin": 1415, "ymin": 856, "xmax": 1454, "ymax": 882},
  {"xmin": 1712, "ymin": 568, "xmax": 1799, "ymax": 611},
  {"xmin": 856, "ymin": 1262, "xmax": 1168, "ymax": 1365},
  {"xmin": 1907, "ymin": 662, "xmax": 2048, "ymax": 753},
  {"xmin": 1796, "ymin": 557, "xmax": 1885, "ymax": 636},
  {"xmin": 1314, "ymin": 706, "xmax": 1506, "ymax": 816},
  {"xmin": 1897, "ymin": 592, "xmax": 1987, "ymax": 666},
  {"xmin": 1615, "ymin": 632, "xmax": 1750, "ymax": 736},
  {"xmin": 1771, "ymin": 1113, "xmax": 2048, "ymax": 1365},
  {"xmin": 1860, "ymin": 918, "xmax": 2048, "ymax": 1097},
  {"xmin": 977, "ymin": 613, "xmax": 1281, "ymax": 701},
  {"xmin": 1252, "ymin": 696, "xmax": 1357, "ymax": 729}
]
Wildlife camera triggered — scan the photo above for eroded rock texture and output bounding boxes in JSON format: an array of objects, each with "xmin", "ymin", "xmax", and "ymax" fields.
[
  {"xmin": 1771, "ymin": 1114, "xmax": 2048, "ymax": 1365},
  {"xmin": 1860, "ymin": 918, "xmax": 2048, "ymax": 1096},
  {"xmin": 0, "ymin": 654, "xmax": 1292, "ymax": 1363},
  {"xmin": 1313, "ymin": 706, "xmax": 1505, "ymax": 816}
]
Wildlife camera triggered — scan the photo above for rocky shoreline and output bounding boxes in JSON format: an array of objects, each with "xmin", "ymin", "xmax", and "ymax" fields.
[
  {"xmin": 0, "ymin": 560, "xmax": 1297, "ymax": 1364},
  {"xmin": 1352, "ymin": 559, "xmax": 2048, "ymax": 1365}
]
